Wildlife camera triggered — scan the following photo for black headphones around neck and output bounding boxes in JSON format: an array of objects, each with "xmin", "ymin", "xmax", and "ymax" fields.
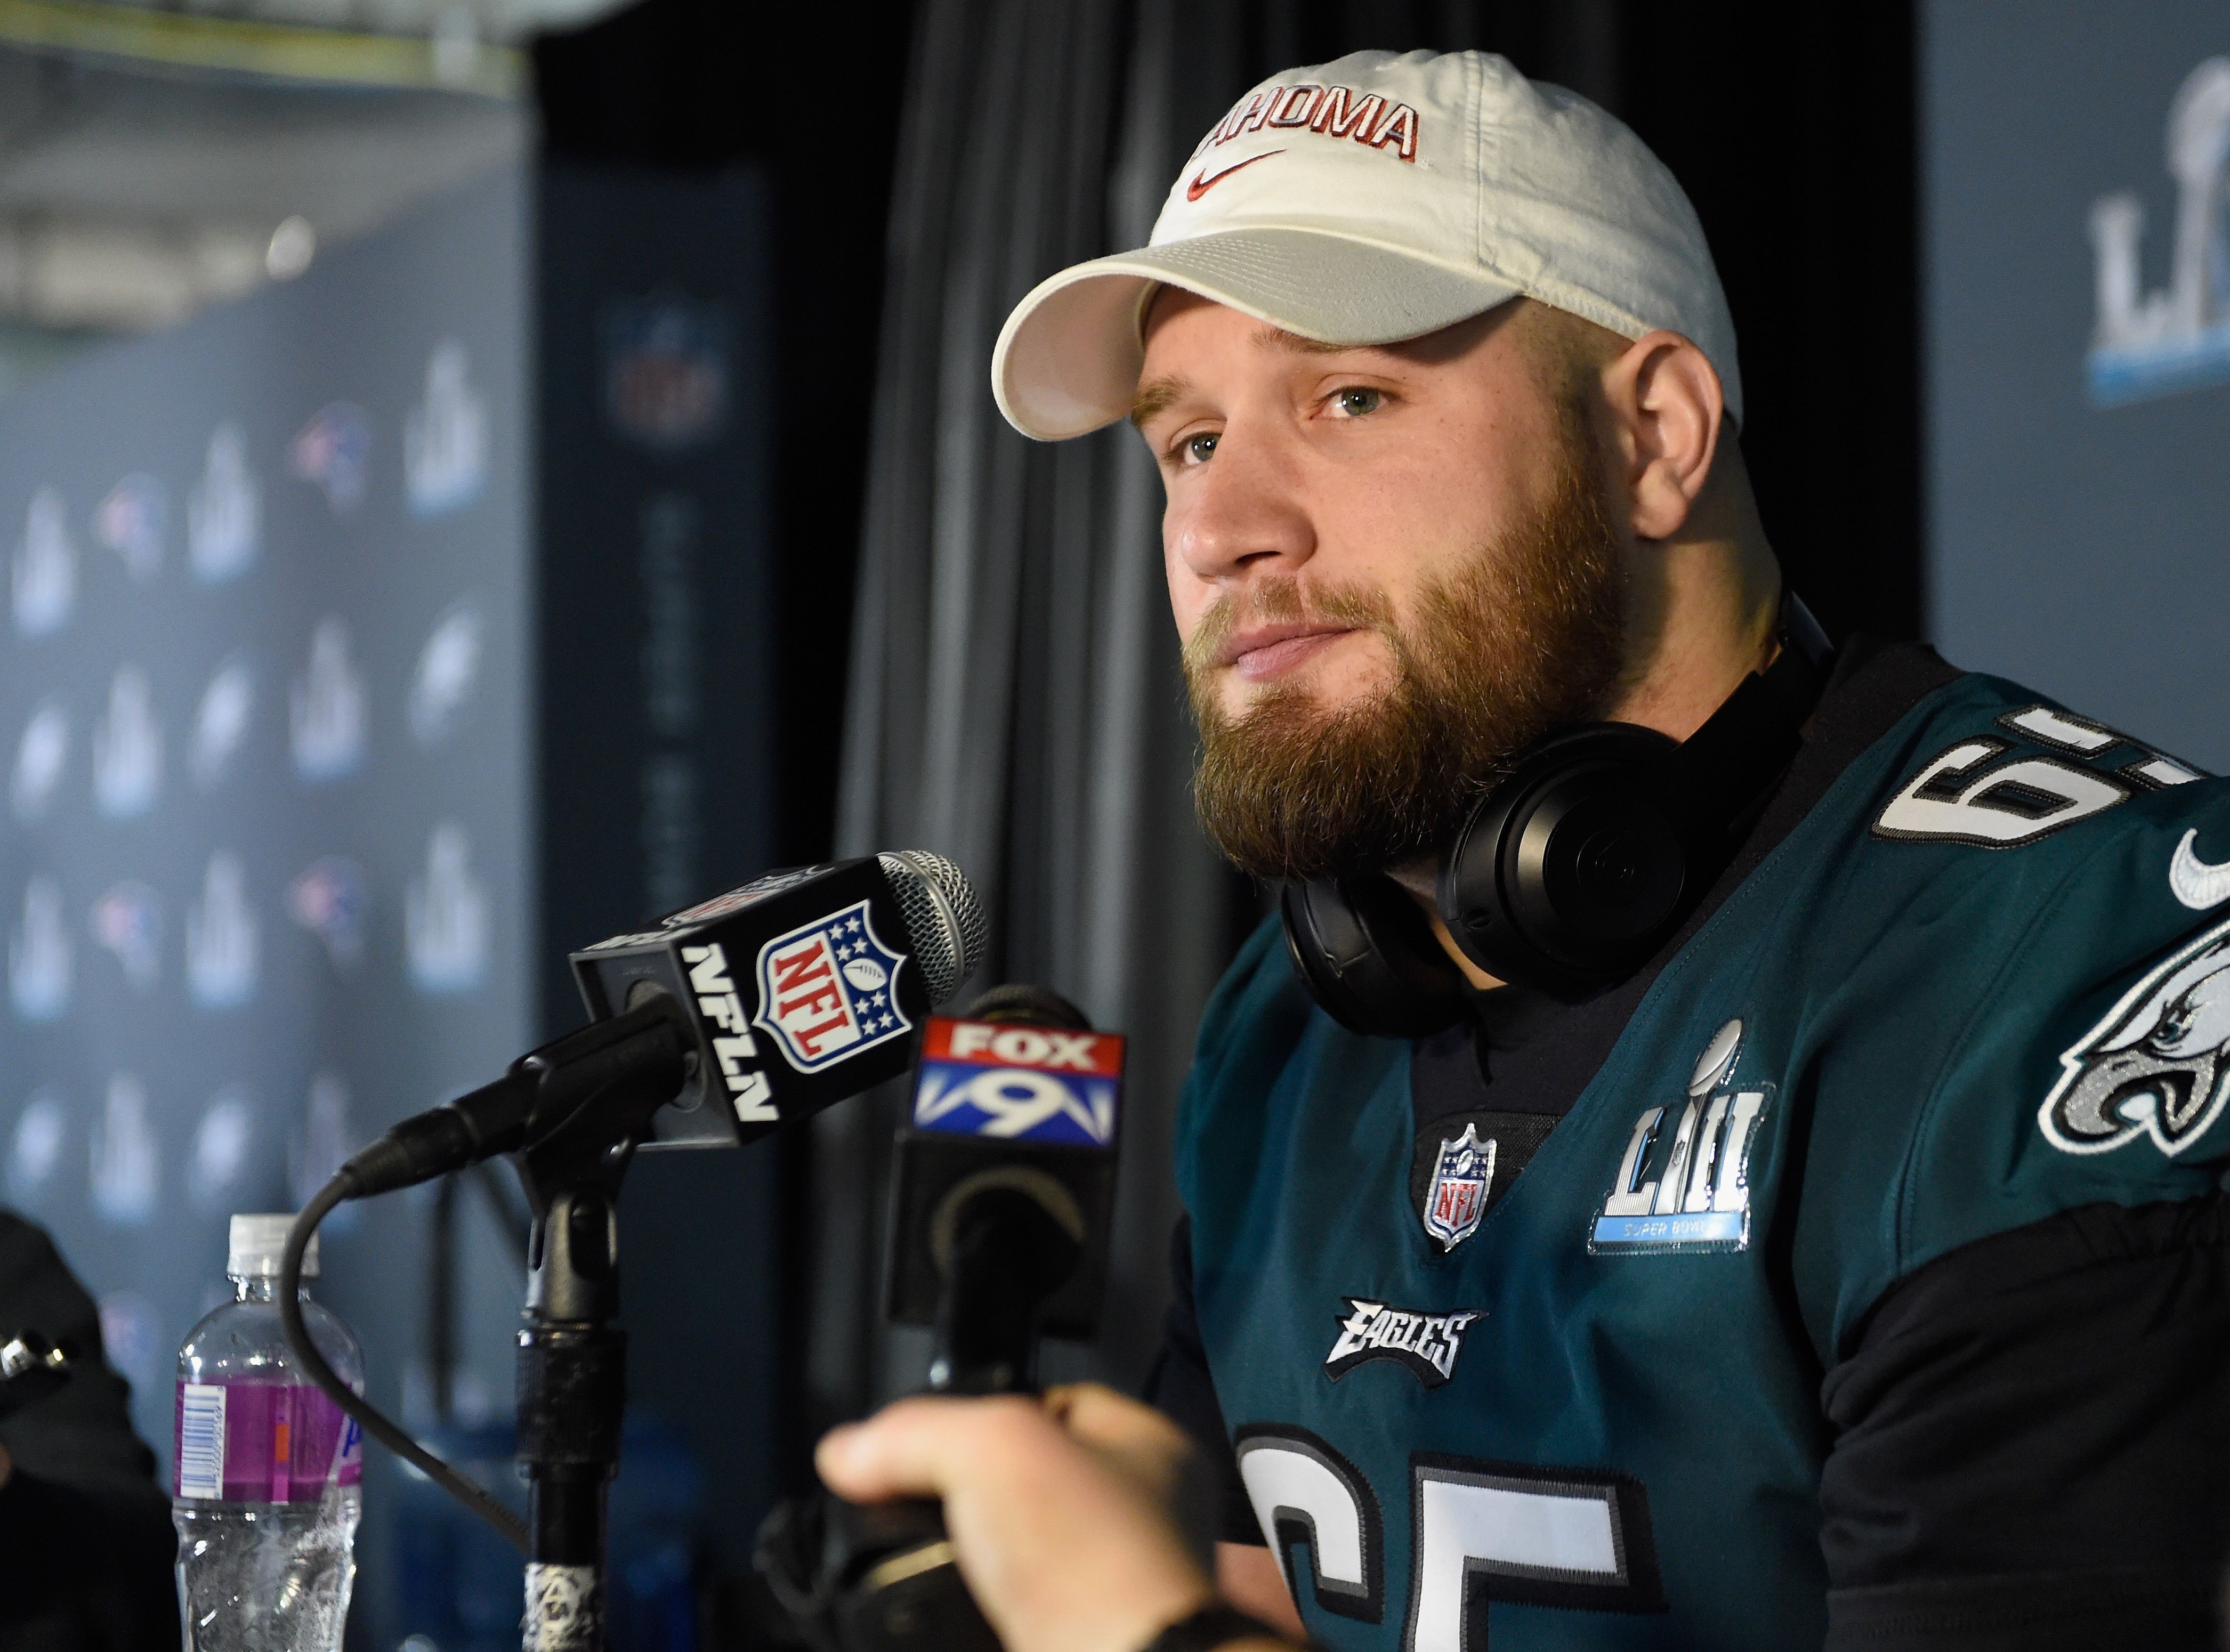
[{"xmin": 1280, "ymin": 596, "xmax": 1832, "ymax": 1035}]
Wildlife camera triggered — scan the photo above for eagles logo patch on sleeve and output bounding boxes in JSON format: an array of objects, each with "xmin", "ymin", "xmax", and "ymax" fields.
[{"xmin": 2041, "ymin": 911, "xmax": 2230, "ymax": 1157}]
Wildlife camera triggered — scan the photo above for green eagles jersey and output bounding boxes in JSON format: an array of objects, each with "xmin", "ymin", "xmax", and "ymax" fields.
[{"xmin": 1174, "ymin": 664, "xmax": 2230, "ymax": 1650}]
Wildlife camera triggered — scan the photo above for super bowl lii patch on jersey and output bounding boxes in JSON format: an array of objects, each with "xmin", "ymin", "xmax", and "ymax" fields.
[{"xmin": 1590, "ymin": 1018, "xmax": 1770, "ymax": 1255}]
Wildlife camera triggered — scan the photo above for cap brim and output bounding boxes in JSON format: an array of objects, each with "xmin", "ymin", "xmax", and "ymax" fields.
[{"xmin": 991, "ymin": 227, "xmax": 1523, "ymax": 441}]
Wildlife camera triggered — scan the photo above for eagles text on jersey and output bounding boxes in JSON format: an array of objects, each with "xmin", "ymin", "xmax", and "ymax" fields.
[{"xmin": 1171, "ymin": 648, "xmax": 2230, "ymax": 1651}]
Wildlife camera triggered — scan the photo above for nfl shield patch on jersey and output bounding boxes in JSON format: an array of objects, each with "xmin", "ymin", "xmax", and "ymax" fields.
[
  {"xmin": 1423, "ymin": 1123, "xmax": 1493, "ymax": 1249},
  {"xmin": 1409, "ymin": 1111, "xmax": 1557, "ymax": 1252}
]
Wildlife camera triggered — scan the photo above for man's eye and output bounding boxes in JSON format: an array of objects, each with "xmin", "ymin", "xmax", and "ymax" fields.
[
  {"xmin": 1182, "ymin": 432, "xmax": 1219, "ymax": 464},
  {"xmin": 1333, "ymin": 387, "xmax": 1383, "ymax": 417}
]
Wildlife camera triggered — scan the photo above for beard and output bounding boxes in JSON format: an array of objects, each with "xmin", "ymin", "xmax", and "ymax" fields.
[{"xmin": 1185, "ymin": 423, "xmax": 1628, "ymax": 884}]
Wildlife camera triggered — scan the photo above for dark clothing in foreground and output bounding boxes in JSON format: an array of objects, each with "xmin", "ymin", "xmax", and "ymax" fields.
[{"xmin": 0, "ymin": 1212, "xmax": 177, "ymax": 1652}]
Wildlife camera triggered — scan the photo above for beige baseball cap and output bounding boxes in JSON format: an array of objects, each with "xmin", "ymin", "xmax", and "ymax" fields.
[{"xmin": 992, "ymin": 49, "xmax": 1740, "ymax": 441}]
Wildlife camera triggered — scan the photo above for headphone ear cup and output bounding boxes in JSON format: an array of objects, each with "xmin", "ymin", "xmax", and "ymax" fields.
[
  {"xmin": 1280, "ymin": 877, "xmax": 1468, "ymax": 1039},
  {"xmin": 1439, "ymin": 725, "xmax": 1686, "ymax": 998}
]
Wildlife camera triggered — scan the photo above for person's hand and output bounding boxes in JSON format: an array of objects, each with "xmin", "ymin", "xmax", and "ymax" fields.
[{"xmin": 818, "ymin": 1383, "xmax": 1268, "ymax": 1652}]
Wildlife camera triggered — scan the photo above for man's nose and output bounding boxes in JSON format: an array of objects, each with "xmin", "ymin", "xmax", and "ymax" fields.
[{"xmin": 1166, "ymin": 434, "xmax": 1315, "ymax": 585}]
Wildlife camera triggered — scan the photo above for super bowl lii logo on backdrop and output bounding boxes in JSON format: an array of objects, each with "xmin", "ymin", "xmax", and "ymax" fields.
[
  {"xmin": 185, "ymin": 853, "xmax": 258, "ymax": 1009},
  {"xmin": 92, "ymin": 667, "xmax": 161, "ymax": 818},
  {"xmin": 188, "ymin": 422, "xmax": 258, "ymax": 585},
  {"xmin": 12, "ymin": 698, "xmax": 66, "ymax": 822},
  {"xmin": 14, "ymin": 487, "xmax": 75, "ymax": 637},
  {"xmin": 10, "ymin": 875, "xmax": 70, "ymax": 1020},
  {"xmin": 190, "ymin": 656, "xmax": 254, "ymax": 789},
  {"xmin": 2087, "ymin": 57, "xmax": 2230, "ymax": 406},
  {"xmin": 290, "ymin": 617, "xmax": 366, "ymax": 781},
  {"xmin": 406, "ymin": 823, "xmax": 489, "ymax": 994},
  {"xmin": 2, "ymin": 321, "xmax": 512, "ymax": 1297},
  {"xmin": 405, "ymin": 341, "xmax": 488, "ymax": 516}
]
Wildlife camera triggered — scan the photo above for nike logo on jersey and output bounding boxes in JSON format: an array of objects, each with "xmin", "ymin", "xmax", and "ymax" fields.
[
  {"xmin": 1186, "ymin": 149, "xmax": 1282, "ymax": 199},
  {"xmin": 1324, "ymin": 1298, "xmax": 1480, "ymax": 1386},
  {"xmin": 2170, "ymin": 829, "xmax": 2230, "ymax": 910}
]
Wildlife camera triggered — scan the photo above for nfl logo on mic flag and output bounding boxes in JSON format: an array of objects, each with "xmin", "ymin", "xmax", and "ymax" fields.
[{"xmin": 752, "ymin": 900, "xmax": 911, "ymax": 1070}]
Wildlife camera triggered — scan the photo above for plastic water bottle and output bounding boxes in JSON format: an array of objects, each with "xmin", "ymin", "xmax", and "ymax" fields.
[{"xmin": 172, "ymin": 1213, "xmax": 366, "ymax": 1652}]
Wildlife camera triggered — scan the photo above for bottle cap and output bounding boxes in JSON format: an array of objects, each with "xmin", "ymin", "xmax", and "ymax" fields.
[{"xmin": 228, "ymin": 1212, "xmax": 318, "ymax": 1279}]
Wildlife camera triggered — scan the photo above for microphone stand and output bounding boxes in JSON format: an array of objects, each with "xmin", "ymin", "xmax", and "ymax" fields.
[{"xmin": 510, "ymin": 1043, "xmax": 689, "ymax": 1652}]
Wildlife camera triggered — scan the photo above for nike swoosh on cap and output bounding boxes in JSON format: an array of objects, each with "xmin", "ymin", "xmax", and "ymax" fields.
[{"xmin": 1186, "ymin": 149, "xmax": 1283, "ymax": 201}]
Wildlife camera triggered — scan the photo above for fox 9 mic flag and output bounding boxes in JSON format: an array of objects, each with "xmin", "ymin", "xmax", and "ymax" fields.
[
  {"xmin": 886, "ymin": 1004, "xmax": 1126, "ymax": 1340},
  {"xmin": 569, "ymin": 851, "xmax": 985, "ymax": 1147},
  {"xmin": 910, "ymin": 1018, "xmax": 1122, "ymax": 1147}
]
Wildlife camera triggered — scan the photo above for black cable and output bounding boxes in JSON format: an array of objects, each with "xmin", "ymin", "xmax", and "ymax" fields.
[
  {"xmin": 428, "ymin": 1174, "xmax": 457, "ymax": 1427},
  {"xmin": 281, "ymin": 1172, "xmax": 528, "ymax": 1552}
]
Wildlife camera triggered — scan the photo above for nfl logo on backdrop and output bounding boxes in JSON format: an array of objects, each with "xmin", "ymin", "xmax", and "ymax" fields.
[
  {"xmin": 1424, "ymin": 1122, "xmax": 1495, "ymax": 1250},
  {"xmin": 289, "ymin": 403, "xmax": 370, "ymax": 513},
  {"xmin": 603, "ymin": 297, "xmax": 730, "ymax": 450},
  {"xmin": 753, "ymin": 901, "xmax": 910, "ymax": 1070}
]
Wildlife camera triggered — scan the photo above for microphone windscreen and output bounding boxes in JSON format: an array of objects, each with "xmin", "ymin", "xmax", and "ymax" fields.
[
  {"xmin": 961, "ymin": 983, "xmax": 1090, "ymax": 1029},
  {"xmin": 877, "ymin": 851, "xmax": 988, "ymax": 1006}
]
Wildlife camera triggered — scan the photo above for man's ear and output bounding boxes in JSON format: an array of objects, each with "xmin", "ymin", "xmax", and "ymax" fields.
[{"xmin": 1603, "ymin": 331, "xmax": 1725, "ymax": 542}]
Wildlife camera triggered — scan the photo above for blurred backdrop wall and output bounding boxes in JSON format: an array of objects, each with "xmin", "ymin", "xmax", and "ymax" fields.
[
  {"xmin": 1926, "ymin": 2, "xmax": 2230, "ymax": 767},
  {"xmin": 0, "ymin": 1, "xmax": 920, "ymax": 1637},
  {"xmin": 820, "ymin": 0, "xmax": 1924, "ymax": 1426},
  {"xmin": 0, "ymin": 158, "xmax": 539, "ymax": 1649}
]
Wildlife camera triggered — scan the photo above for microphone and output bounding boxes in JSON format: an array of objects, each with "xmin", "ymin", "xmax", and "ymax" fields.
[
  {"xmin": 336, "ymin": 851, "xmax": 987, "ymax": 1197},
  {"xmin": 885, "ymin": 984, "xmax": 1126, "ymax": 1391},
  {"xmin": 756, "ymin": 984, "xmax": 1127, "ymax": 1651},
  {"xmin": 278, "ymin": 849, "xmax": 988, "ymax": 1559},
  {"xmin": 574, "ymin": 849, "xmax": 987, "ymax": 1148}
]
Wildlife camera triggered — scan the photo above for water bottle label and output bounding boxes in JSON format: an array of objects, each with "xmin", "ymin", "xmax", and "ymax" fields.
[{"xmin": 172, "ymin": 1380, "xmax": 364, "ymax": 1501}]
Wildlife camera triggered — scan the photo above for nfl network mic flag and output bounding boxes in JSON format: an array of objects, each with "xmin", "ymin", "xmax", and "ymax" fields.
[{"xmin": 569, "ymin": 857, "xmax": 931, "ymax": 1147}]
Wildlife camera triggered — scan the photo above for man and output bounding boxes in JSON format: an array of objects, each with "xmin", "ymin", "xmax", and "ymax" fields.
[{"xmin": 820, "ymin": 48, "xmax": 2230, "ymax": 1652}]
